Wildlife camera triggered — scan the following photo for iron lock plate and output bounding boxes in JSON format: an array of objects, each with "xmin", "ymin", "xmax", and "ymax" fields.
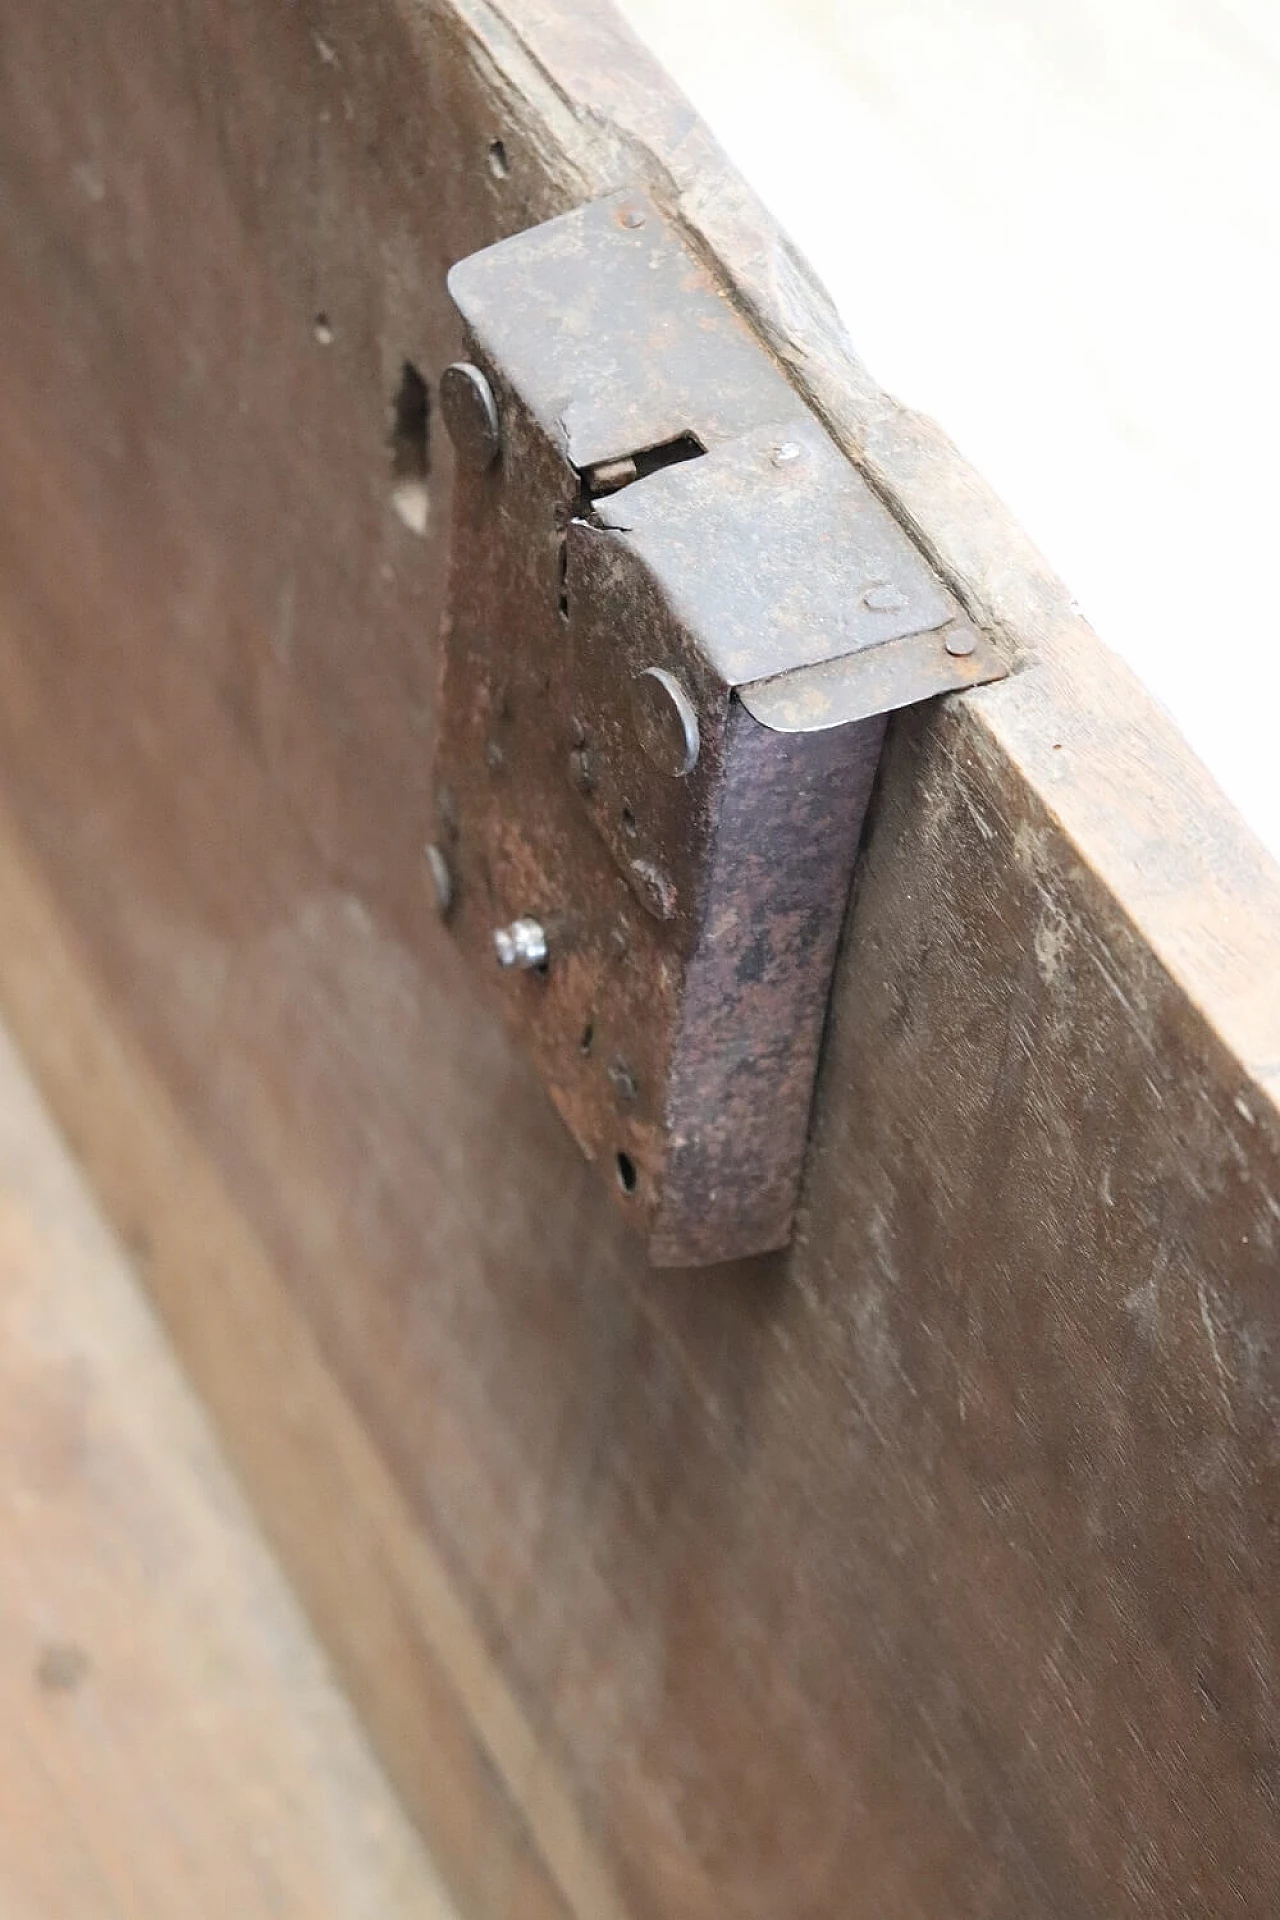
[{"xmin": 434, "ymin": 190, "xmax": 1004, "ymax": 1267}]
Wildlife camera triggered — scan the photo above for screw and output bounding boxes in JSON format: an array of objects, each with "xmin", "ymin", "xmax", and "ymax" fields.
[
  {"xmin": 945, "ymin": 625, "xmax": 978, "ymax": 657},
  {"xmin": 425, "ymin": 843, "xmax": 453, "ymax": 915},
  {"xmin": 440, "ymin": 361, "xmax": 501, "ymax": 472},
  {"xmin": 631, "ymin": 666, "xmax": 700, "ymax": 778},
  {"xmin": 493, "ymin": 918, "xmax": 548, "ymax": 970},
  {"xmin": 619, "ymin": 206, "xmax": 646, "ymax": 229},
  {"xmin": 771, "ymin": 440, "xmax": 803, "ymax": 467},
  {"xmin": 863, "ymin": 583, "xmax": 909, "ymax": 613}
]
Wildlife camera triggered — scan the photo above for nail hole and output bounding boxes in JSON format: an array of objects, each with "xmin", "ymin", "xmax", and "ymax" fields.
[
  {"xmin": 580, "ymin": 1022, "xmax": 595, "ymax": 1056},
  {"xmin": 488, "ymin": 139, "xmax": 509, "ymax": 180},
  {"xmin": 557, "ymin": 534, "xmax": 570, "ymax": 621},
  {"xmin": 620, "ymin": 804, "xmax": 637, "ymax": 838},
  {"xmin": 313, "ymin": 312, "xmax": 334, "ymax": 345},
  {"xmin": 390, "ymin": 360, "xmax": 431, "ymax": 535},
  {"xmin": 615, "ymin": 1151, "xmax": 638, "ymax": 1195}
]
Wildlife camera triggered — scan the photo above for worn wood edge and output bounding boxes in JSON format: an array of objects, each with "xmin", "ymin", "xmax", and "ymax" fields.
[
  {"xmin": 0, "ymin": 797, "xmax": 630, "ymax": 1920},
  {"xmin": 459, "ymin": 0, "xmax": 1280, "ymax": 1111}
]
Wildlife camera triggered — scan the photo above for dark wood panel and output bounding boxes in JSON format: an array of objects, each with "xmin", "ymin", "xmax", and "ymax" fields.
[{"xmin": 2, "ymin": 1, "xmax": 1279, "ymax": 1916}]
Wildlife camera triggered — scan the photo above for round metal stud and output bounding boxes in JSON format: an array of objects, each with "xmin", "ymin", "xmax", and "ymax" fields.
[
  {"xmin": 440, "ymin": 361, "xmax": 501, "ymax": 472},
  {"xmin": 493, "ymin": 918, "xmax": 548, "ymax": 970},
  {"xmin": 631, "ymin": 667, "xmax": 700, "ymax": 778},
  {"xmin": 628, "ymin": 859, "xmax": 677, "ymax": 922},
  {"xmin": 945, "ymin": 625, "xmax": 978, "ymax": 658}
]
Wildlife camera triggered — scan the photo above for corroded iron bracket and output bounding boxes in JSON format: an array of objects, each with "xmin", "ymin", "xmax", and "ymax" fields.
[{"xmin": 434, "ymin": 190, "xmax": 1004, "ymax": 1266}]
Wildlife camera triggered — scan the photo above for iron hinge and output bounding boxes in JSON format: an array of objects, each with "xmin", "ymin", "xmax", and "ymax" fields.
[{"xmin": 432, "ymin": 189, "xmax": 1004, "ymax": 1266}]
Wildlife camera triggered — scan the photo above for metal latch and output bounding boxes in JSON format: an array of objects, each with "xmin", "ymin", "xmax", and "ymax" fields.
[{"xmin": 432, "ymin": 190, "xmax": 1004, "ymax": 1267}]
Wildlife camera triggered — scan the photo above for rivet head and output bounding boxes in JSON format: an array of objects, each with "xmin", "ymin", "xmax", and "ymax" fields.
[
  {"xmin": 440, "ymin": 362, "xmax": 501, "ymax": 472},
  {"xmin": 863, "ymin": 583, "xmax": 909, "ymax": 613},
  {"xmin": 619, "ymin": 205, "xmax": 647, "ymax": 229},
  {"xmin": 493, "ymin": 918, "xmax": 548, "ymax": 970},
  {"xmin": 631, "ymin": 667, "xmax": 700, "ymax": 778},
  {"xmin": 629, "ymin": 859, "xmax": 676, "ymax": 921},
  {"xmin": 425, "ymin": 844, "xmax": 453, "ymax": 916},
  {"xmin": 945, "ymin": 625, "xmax": 978, "ymax": 657}
]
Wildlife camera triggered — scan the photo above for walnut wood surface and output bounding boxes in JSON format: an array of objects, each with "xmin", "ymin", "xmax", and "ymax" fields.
[{"xmin": 1, "ymin": 2, "xmax": 1278, "ymax": 1916}]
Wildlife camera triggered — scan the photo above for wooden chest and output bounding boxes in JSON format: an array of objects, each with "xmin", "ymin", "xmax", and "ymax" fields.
[{"xmin": 2, "ymin": 4, "xmax": 1279, "ymax": 1913}]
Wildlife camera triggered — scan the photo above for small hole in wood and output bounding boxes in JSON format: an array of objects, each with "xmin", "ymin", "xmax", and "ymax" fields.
[
  {"xmin": 616, "ymin": 1151, "xmax": 638, "ymax": 1195},
  {"xmin": 580, "ymin": 1022, "xmax": 595, "ymax": 1056},
  {"xmin": 620, "ymin": 804, "xmax": 637, "ymax": 838},
  {"xmin": 313, "ymin": 312, "xmax": 334, "ymax": 345},
  {"xmin": 557, "ymin": 534, "xmax": 570, "ymax": 621},
  {"xmin": 488, "ymin": 139, "xmax": 509, "ymax": 180},
  {"xmin": 390, "ymin": 360, "xmax": 431, "ymax": 535}
]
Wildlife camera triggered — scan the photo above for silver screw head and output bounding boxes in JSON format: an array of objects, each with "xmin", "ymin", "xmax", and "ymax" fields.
[
  {"xmin": 493, "ymin": 917, "xmax": 548, "ymax": 970},
  {"xmin": 440, "ymin": 362, "xmax": 501, "ymax": 472},
  {"xmin": 631, "ymin": 666, "xmax": 700, "ymax": 778}
]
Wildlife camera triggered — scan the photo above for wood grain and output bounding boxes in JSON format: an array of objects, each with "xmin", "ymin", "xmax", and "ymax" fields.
[
  {"xmin": 0, "ymin": 1015, "xmax": 454, "ymax": 1917},
  {"xmin": 0, "ymin": 803, "xmax": 604, "ymax": 1920},
  {"xmin": 1, "ymin": 0, "xmax": 1279, "ymax": 1916}
]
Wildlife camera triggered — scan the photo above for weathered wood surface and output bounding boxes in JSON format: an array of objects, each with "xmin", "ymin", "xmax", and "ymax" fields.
[
  {"xmin": 2, "ymin": 2, "xmax": 1279, "ymax": 1917},
  {"xmin": 0, "ymin": 1019, "xmax": 453, "ymax": 1918}
]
